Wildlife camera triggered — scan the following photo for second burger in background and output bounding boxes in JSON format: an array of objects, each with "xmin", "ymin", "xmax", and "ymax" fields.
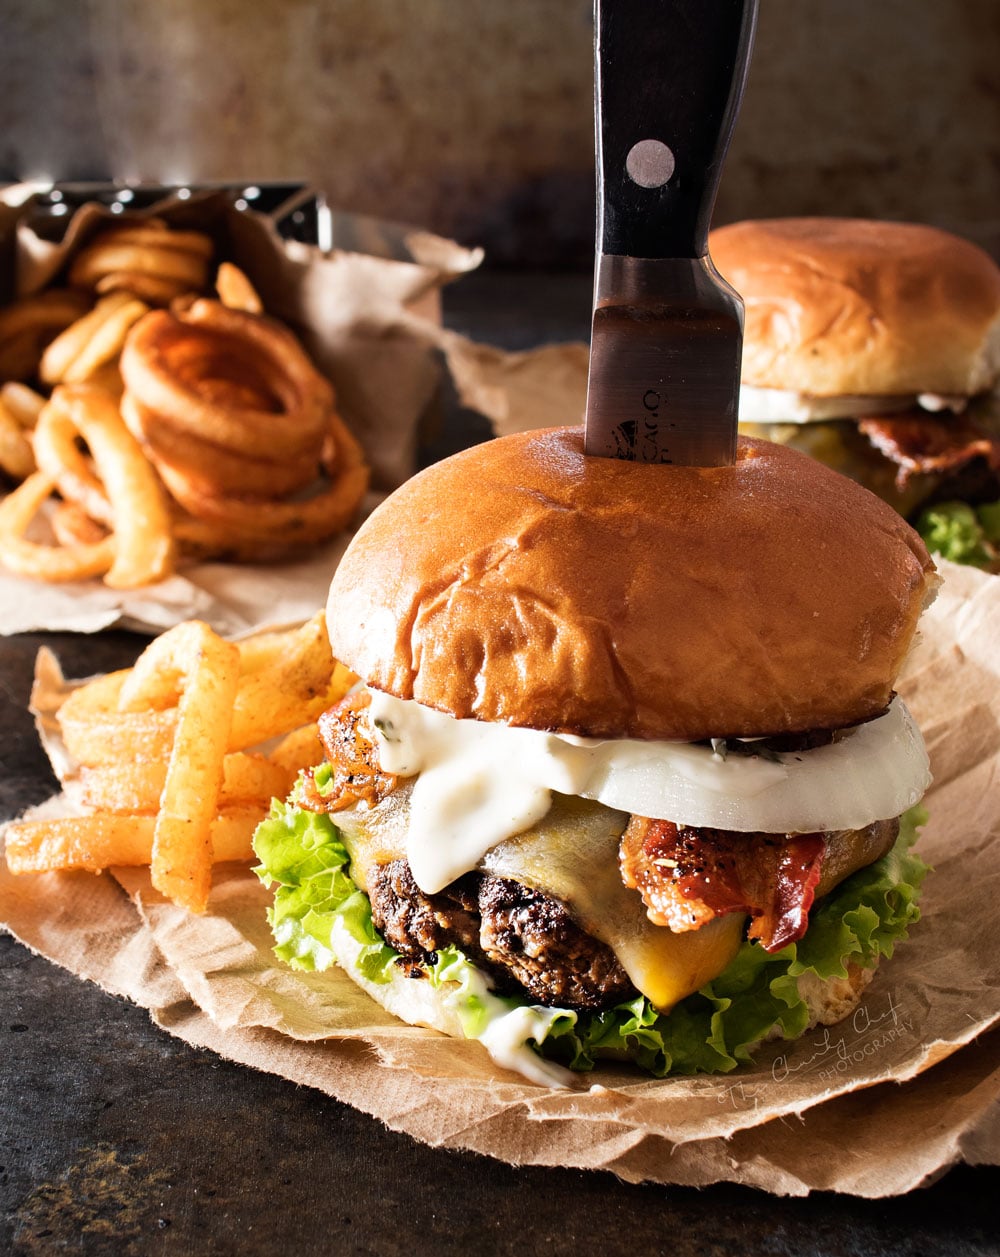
[{"xmin": 710, "ymin": 217, "xmax": 1000, "ymax": 569}]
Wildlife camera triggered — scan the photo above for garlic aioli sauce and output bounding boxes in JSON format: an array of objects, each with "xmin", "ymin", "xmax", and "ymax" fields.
[
  {"xmin": 442, "ymin": 966, "xmax": 574, "ymax": 1089},
  {"xmin": 367, "ymin": 690, "xmax": 929, "ymax": 897},
  {"xmin": 324, "ymin": 910, "xmax": 574, "ymax": 1087},
  {"xmin": 369, "ymin": 690, "xmax": 782, "ymax": 893}
]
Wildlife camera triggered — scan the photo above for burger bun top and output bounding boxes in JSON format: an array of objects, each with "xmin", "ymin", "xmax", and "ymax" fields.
[
  {"xmin": 709, "ymin": 217, "xmax": 1000, "ymax": 398},
  {"xmin": 327, "ymin": 427, "xmax": 936, "ymax": 741}
]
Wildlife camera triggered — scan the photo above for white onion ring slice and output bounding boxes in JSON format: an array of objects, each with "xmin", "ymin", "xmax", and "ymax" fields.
[
  {"xmin": 367, "ymin": 690, "xmax": 931, "ymax": 844},
  {"xmin": 579, "ymin": 698, "xmax": 930, "ymax": 833}
]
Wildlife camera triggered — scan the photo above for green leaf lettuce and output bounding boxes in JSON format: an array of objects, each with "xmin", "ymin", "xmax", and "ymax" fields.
[{"xmin": 916, "ymin": 499, "xmax": 1000, "ymax": 570}]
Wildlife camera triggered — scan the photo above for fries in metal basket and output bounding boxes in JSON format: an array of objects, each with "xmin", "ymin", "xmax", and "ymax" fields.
[
  {"xmin": 0, "ymin": 398, "xmax": 36, "ymax": 481},
  {"xmin": 0, "ymin": 384, "xmax": 175, "ymax": 587},
  {"xmin": 0, "ymin": 219, "xmax": 370, "ymax": 586},
  {"xmin": 216, "ymin": 261, "xmax": 264, "ymax": 314},
  {"xmin": 3, "ymin": 614, "xmax": 358, "ymax": 914},
  {"xmin": 1, "ymin": 382, "xmax": 47, "ymax": 428},
  {"xmin": 39, "ymin": 292, "xmax": 150, "ymax": 387}
]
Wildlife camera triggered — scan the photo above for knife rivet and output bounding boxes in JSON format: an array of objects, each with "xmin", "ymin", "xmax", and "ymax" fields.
[{"xmin": 625, "ymin": 139, "xmax": 675, "ymax": 189}]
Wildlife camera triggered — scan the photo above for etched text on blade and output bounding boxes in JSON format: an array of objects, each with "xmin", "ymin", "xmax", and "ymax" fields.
[{"xmin": 585, "ymin": 304, "xmax": 740, "ymax": 465}]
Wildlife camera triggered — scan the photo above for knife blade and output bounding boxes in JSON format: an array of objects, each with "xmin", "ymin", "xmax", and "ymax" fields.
[{"xmin": 584, "ymin": 0, "xmax": 757, "ymax": 466}]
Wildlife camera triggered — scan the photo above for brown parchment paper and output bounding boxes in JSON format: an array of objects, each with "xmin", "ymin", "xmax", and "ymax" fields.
[
  {"xmin": 429, "ymin": 324, "xmax": 589, "ymax": 436},
  {"xmin": 0, "ymin": 188, "xmax": 482, "ymax": 636},
  {"xmin": 1, "ymin": 558, "xmax": 998, "ymax": 1195}
]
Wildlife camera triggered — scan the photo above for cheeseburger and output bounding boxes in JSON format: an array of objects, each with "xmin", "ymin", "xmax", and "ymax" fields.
[
  {"xmin": 253, "ymin": 427, "xmax": 936, "ymax": 1084},
  {"xmin": 710, "ymin": 218, "xmax": 1000, "ymax": 565}
]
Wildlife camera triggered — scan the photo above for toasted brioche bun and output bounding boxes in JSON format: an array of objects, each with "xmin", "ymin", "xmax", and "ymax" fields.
[
  {"xmin": 327, "ymin": 427, "xmax": 935, "ymax": 741},
  {"xmin": 709, "ymin": 218, "xmax": 1000, "ymax": 398}
]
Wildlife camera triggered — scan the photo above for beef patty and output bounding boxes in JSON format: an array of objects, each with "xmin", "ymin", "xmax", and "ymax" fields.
[{"xmin": 367, "ymin": 859, "xmax": 636, "ymax": 1011}]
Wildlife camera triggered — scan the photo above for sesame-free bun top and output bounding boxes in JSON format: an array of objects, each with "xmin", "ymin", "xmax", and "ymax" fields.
[
  {"xmin": 709, "ymin": 218, "xmax": 1000, "ymax": 398},
  {"xmin": 327, "ymin": 427, "xmax": 936, "ymax": 741}
]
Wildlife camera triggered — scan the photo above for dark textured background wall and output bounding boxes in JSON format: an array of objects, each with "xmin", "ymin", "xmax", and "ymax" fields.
[{"xmin": 2, "ymin": 0, "xmax": 999, "ymax": 264}]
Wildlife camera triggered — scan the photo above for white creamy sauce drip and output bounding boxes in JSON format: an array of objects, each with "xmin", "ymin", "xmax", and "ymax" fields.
[
  {"xmin": 738, "ymin": 385, "xmax": 968, "ymax": 425},
  {"xmin": 323, "ymin": 909, "xmax": 573, "ymax": 1087},
  {"xmin": 441, "ymin": 968, "xmax": 573, "ymax": 1088},
  {"xmin": 366, "ymin": 691, "xmax": 929, "ymax": 896}
]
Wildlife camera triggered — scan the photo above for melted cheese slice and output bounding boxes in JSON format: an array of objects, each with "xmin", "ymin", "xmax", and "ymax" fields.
[{"xmin": 335, "ymin": 788, "xmax": 743, "ymax": 1011}]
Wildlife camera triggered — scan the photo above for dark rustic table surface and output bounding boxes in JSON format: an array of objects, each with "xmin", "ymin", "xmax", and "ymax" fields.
[{"xmin": 1, "ymin": 272, "xmax": 998, "ymax": 1256}]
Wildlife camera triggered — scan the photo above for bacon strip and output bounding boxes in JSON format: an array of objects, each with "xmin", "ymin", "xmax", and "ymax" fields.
[
  {"xmin": 620, "ymin": 817, "xmax": 826, "ymax": 953},
  {"xmin": 858, "ymin": 409, "xmax": 1000, "ymax": 488}
]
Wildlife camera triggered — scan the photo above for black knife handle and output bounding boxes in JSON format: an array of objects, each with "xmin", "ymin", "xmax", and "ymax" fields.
[{"xmin": 595, "ymin": 0, "xmax": 757, "ymax": 260}]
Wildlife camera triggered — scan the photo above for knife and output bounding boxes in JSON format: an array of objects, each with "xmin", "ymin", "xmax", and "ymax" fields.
[{"xmin": 584, "ymin": 0, "xmax": 757, "ymax": 465}]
